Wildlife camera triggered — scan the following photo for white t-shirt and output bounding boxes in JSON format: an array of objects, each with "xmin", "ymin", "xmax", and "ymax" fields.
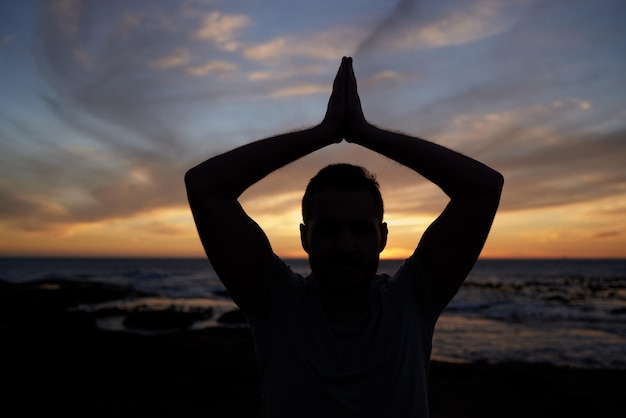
[{"xmin": 241, "ymin": 255, "xmax": 439, "ymax": 418}]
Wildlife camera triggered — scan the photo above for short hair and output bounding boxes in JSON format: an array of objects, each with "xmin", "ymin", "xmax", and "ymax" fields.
[{"xmin": 302, "ymin": 164, "xmax": 384, "ymax": 224}]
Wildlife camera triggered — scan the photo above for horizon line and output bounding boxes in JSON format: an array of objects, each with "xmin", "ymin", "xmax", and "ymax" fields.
[{"xmin": 1, "ymin": 255, "xmax": 625, "ymax": 261}]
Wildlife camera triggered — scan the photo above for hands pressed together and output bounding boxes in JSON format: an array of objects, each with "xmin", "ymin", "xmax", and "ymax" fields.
[{"xmin": 321, "ymin": 57, "xmax": 370, "ymax": 144}]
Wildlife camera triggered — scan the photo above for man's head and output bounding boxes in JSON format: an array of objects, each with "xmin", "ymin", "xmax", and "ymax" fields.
[
  {"xmin": 300, "ymin": 164, "xmax": 388, "ymax": 295},
  {"xmin": 301, "ymin": 164, "xmax": 384, "ymax": 225}
]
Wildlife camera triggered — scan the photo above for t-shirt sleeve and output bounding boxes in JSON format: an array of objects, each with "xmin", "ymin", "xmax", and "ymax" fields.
[
  {"xmin": 394, "ymin": 254, "xmax": 441, "ymax": 330},
  {"xmin": 236, "ymin": 254, "xmax": 295, "ymax": 329}
]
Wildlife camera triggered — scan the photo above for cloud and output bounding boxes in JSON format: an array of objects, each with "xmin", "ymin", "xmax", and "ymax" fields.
[
  {"xmin": 270, "ymin": 83, "xmax": 329, "ymax": 98},
  {"xmin": 246, "ymin": 63, "xmax": 333, "ymax": 83},
  {"xmin": 367, "ymin": 70, "xmax": 407, "ymax": 83},
  {"xmin": 243, "ymin": 190, "xmax": 304, "ymax": 217},
  {"xmin": 591, "ymin": 230, "xmax": 621, "ymax": 239},
  {"xmin": 398, "ymin": 0, "xmax": 525, "ymax": 49},
  {"xmin": 1, "ymin": 34, "xmax": 14, "ymax": 46},
  {"xmin": 0, "ymin": 139, "xmax": 190, "ymax": 235},
  {"xmin": 186, "ymin": 60, "xmax": 237, "ymax": 76},
  {"xmin": 476, "ymin": 123, "xmax": 626, "ymax": 212},
  {"xmin": 195, "ymin": 11, "xmax": 252, "ymax": 52},
  {"xmin": 354, "ymin": 0, "xmax": 532, "ymax": 57},
  {"xmin": 149, "ymin": 48, "xmax": 191, "ymax": 70},
  {"xmin": 354, "ymin": 0, "xmax": 418, "ymax": 57},
  {"xmin": 0, "ymin": 187, "xmax": 42, "ymax": 221},
  {"xmin": 128, "ymin": 219, "xmax": 190, "ymax": 237},
  {"xmin": 367, "ymin": 82, "xmax": 626, "ymax": 215},
  {"xmin": 242, "ymin": 27, "xmax": 361, "ymax": 63},
  {"xmin": 243, "ymin": 37, "xmax": 288, "ymax": 61},
  {"xmin": 1, "ymin": 2, "xmax": 255, "ymax": 237},
  {"xmin": 509, "ymin": 150, "xmax": 624, "ymax": 205},
  {"xmin": 3, "ymin": 0, "xmax": 625, "ymax": 257}
]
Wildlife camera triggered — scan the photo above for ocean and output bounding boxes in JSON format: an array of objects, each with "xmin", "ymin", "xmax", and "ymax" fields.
[{"xmin": 1, "ymin": 257, "xmax": 625, "ymax": 370}]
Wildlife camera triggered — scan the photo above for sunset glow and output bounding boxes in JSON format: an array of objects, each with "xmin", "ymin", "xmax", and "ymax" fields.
[{"xmin": 1, "ymin": 0, "xmax": 625, "ymax": 259}]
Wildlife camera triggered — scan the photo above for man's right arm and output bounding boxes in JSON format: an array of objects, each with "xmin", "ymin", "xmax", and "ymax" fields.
[
  {"xmin": 184, "ymin": 127, "xmax": 336, "ymax": 305},
  {"xmin": 184, "ymin": 58, "xmax": 349, "ymax": 306}
]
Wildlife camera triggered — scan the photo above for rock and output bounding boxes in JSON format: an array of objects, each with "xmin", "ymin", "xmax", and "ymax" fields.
[
  {"xmin": 0, "ymin": 279, "xmax": 150, "ymax": 329},
  {"xmin": 0, "ymin": 279, "xmax": 150, "ymax": 312},
  {"xmin": 217, "ymin": 309, "xmax": 247, "ymax": 325},
  {"xmin": 123, "ymin": 307, "xmax": 213, "ymax": 330}
]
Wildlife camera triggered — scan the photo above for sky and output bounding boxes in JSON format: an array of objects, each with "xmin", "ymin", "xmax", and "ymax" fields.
[{"xmin": 1, "ymin": 0, "xmax": 625, "ymax": 259}]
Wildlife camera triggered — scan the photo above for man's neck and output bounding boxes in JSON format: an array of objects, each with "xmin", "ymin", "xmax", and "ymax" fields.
[{"xmin": 317, "ymin": 280, "xmax": 373, "ymax": 318}]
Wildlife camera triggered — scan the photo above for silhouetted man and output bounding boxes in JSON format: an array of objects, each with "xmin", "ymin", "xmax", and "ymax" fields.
[{"xmin": 185, "ymin": 57, "xmax": 503, "ymax": 417}]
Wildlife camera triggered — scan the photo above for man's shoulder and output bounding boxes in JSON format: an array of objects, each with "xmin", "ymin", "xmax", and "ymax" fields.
[
  {"xmin": 237, "ymin": 255, "xmax": 304, "ymax": 319},
  {"xmin": 377, "ymin": 256, "xmax": 421, "ymax": 285},
  {"xmin": 272, "ymin": 256, "xmax": 309, "ymax": 286}
]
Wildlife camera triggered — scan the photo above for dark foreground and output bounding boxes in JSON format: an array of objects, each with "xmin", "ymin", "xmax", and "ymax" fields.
[{"xmin": 1, "ymin": 279, "xmax": 624, "ymax": 417}]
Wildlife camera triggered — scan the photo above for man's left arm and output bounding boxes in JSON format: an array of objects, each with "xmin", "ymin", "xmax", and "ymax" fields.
[{"xmin": 343, "ymin": 58, "xmax": 504, "ymax": 311}]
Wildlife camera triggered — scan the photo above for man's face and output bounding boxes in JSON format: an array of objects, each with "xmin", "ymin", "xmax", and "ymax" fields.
[{"xmin": 300, "ymin": 188, "xmax": 388, "ymax": 295}]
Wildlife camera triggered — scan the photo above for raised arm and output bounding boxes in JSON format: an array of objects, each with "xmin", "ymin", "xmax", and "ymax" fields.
[
  {"xmin": 185, "ymin": 59, "xmax": 349, "ymax": 306},
  {"xmin": 343, "ymin": 58, "xmax": 504, "ymax": 311}
]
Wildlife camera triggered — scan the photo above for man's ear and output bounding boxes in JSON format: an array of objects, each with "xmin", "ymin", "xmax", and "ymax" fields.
[
  {"xmin": 379, "ymin": 222, "xmax": 388, "ymax": 253},
  {"xmin": 300, "ymin": 223, "xmax": 310, "ymax": 254}
]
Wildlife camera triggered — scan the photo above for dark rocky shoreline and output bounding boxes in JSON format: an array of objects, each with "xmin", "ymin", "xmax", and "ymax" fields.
[{"xmin": 2, "ymin": 279, "xmax": 624, "ymax": 417}]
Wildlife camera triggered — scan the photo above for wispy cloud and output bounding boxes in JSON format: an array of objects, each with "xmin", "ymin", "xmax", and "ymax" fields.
[
  {"xmin": 186, "ymin": 60, "xmax": 237, "ymax": 76},
  {"xmin": 355, "ymin": 0, "xmax": 532, "ymax": 57},
  {"xmin": 195, "ymin": 11, "xmax": 252, "ymax": 52},
  {"xmin": 270, "ymin": 83, "xmax": 329, "ymax": 98},
  {"xmin": 1, "ymin": 0, "xmax": 625, "ymax": 257},
  {"xmin": 1, "ymin": 34, "xmax": 14, "ymax": 46},
  {"xmin": 149, "ymin": 48, "xmax": 191, "ymax": 70},
  {"xmin": 243, "ymin": 27, "xmax": 361, "ymax": 63}
]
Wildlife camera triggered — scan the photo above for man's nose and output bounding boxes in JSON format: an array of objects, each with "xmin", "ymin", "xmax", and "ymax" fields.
[{"xmin": 335, "ymin": 226, "xmax": 355, "ymax": 251}]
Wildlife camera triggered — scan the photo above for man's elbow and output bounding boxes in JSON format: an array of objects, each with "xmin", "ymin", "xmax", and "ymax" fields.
[
  {"xmin": 473, "ymin": 170, "xmax": 504, "ymax": 205},
  {"xmin": 467, "ymin": 169, "xmax": 504, "ymax": 199},
  {"xmin": 184, "ymin": 168, "xmax": 200, "ymax": 200},
  {"xmin": 486, "ymin": 171, "xmax": 504, "ymax": 211},
  {"xmin": 184, "ymin": 164, "xmax": 234, "ymax": 203},
  {"xmin": 184, "ymin": 167, "xmax": 198, "ymax": 191},
  {"xmin": 492, "ymin": 170, "xmax": 504, "ymax": 195},
  {"xmin": 184, "ymin": 164, "xmax": 215, "ymax": 192},
  {"xmin": 480, "ymin": 167, "xmax": 504, "ymax": 198},
  {"xmin": 184, "ymin": 166, "xmax": 215, "ymax": 202}
]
